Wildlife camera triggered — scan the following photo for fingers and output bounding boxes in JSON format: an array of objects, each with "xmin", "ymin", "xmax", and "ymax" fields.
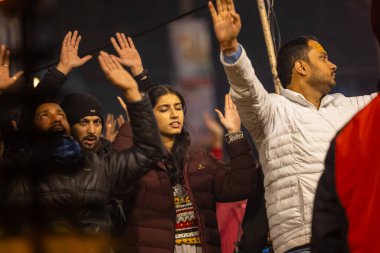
[
  {"xmin": 117, "ymin": 114, "xmax": 125, "ymax": 127},
  {"xmin": 224, "ymin": 94, "xmax": 230, "ymax": 109},
  {"xmin": 228, "ymin": 93, "xmax": 237, "ymax": 109},
  {"xmin": 221, "ymin": 0, "xmax": 227, "ymax": 12},
  {"xmin": 110, "ymin": 37, "xmax": 121, "ymax": 54},
  {"xmin": 121, "ymin": 33, "xmax": 130, "ymax": 48},
  {"xmin": 71, "ymin": 30, "xmax": 78, "ymax": 47},
  {"xmin": 0, "ymin": 45, "xmax": 5, "ymax": 65},
  {"xmin": 12, "ymin": 71, "xmax": 24, "ymax": 81},
  {"xmin": 62, "ymin": 31, "xmax": 71, "ymax": 48},
  {"xmin": 208, "ymin": 1, "xmax": 218, "ymax": 22},
  {"xmin": 214, "ymin": 109, "xmax": 224, "ymax": 121},
  {"xmin": 226, "ymin": 0, "xmax": 235, "ymax": 12},
  {"xmin": 116, "ymin": 32, "xmax": 126, "ymax": 49},
  {"xmin": 80, "ymin": 55, "xmax": 93, "ymax": 65},
  {"xmin": 74, "ymin": 35, "xmax": 82, "ymax": 50},
  {"xmin": 98, "ymin": 52, "xmax": 112, "ymax": 73},
  {"xmin": 117, "ymin": 96, "xmax": 127, "ymax": 111},
  {"xmin": 216, "ymin": 0, "xmax": 223, "ymax": 13},
  {"xmin": 127, "ymin": 36, "xmax": 135, "ymax": 49}
]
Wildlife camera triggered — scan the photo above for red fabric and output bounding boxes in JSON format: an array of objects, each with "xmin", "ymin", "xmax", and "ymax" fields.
[
  {"xmin": 335, "ymin": 96, "xmax": 380, "ymax": 253},
  {"xmin": 211, "ymin": 147, "xmax": 247, "ymax": 253},
  {"xmin": 216, "ymin": 201, "xmax": 246, "ymax": 253}
]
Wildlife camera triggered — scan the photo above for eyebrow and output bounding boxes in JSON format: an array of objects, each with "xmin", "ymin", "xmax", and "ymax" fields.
[
  {"xmin": 36, "ymin": 109, "xmax": 64, "ymax": 116},
  {"xmin": 157, "ymin": 103, "xmax": 182, "ymax": 108}
]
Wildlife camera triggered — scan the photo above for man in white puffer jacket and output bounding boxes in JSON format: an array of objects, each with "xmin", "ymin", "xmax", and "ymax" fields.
[{"xmin": 208, "ymin": 0, "xmax": 377, "ymax": 252}]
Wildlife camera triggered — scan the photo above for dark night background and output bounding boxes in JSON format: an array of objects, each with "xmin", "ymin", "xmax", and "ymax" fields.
[{"xmin": 0, "ymin": 0, "xmax": 379, "ymax": 126}]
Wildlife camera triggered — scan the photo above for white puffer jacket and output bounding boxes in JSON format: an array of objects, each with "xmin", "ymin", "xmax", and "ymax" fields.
[{"xmin": 221, "ymin": 46, "xmax": 376, "ymax": 253}]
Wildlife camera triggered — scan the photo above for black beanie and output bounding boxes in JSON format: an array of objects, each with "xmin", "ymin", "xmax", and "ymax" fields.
[{"xmin": 60, "ymin": 93, "xmax": 104, "ymax": 127}]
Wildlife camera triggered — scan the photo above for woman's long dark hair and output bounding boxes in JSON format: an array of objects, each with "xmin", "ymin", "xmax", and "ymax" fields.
[{"xmin": 148, "ymin": 85, "xmax": 191, "ymax": 184}]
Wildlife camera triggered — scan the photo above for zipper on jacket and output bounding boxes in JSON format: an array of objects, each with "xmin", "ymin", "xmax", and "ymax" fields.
[{"xmin": 183, "ymin": 162, "xmax": 206, "ymax": 251}]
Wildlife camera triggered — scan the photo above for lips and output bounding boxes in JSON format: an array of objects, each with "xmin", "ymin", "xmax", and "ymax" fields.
[
  {"xmin": 83, "ymin": 136, "xmax": 97, "ymax": 146},
  {"xmin": 169, "ymin": 121, "xmax": 181, "ymax": 128}
]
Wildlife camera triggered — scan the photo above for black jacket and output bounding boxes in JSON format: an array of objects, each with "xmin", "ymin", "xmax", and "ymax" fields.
[{"xmin": 0, "ymin": 96, "xmax": 163, "ymax": 235}]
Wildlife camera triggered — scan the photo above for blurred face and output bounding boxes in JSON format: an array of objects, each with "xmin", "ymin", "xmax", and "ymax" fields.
[
  {"xmin": 34, "ymin": 103, "xmax": 70, "ymax": 135},
  {"xmin": 306, "ymin": 40, "xmax": 338, "ymax": 94},
  {"xmin": 153, "ymin": 94, "xmax": 184, "ymax": 138},
  {"xmin": 71, "ymin": 116, "xmax": 102, "ymax": 151}
]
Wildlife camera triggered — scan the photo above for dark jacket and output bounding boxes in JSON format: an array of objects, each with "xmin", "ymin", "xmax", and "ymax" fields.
[
  {"xmin": 0, "ymin": 96, "xmax": 163, "ymax": 235},
  {"xmin": 118, "ymin": 138, "xmax": 257, "ymax": 253}
]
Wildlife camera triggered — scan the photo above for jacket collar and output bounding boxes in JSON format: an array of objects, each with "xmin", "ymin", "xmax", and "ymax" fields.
[{"xmin": 280, "ymin": 87, "xmax": 334, "ymax": 109}]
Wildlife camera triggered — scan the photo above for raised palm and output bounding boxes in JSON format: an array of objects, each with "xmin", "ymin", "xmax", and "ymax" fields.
[
  {"xmin": 57, "ymin": 31, "xmax": 92, "ymax": 75},
  {"xmin": 209, "ymin": 0, "xmax": 241, "ymax": 52},
  {"xmin": 111, "ymin": 33, "xmax": 143, "ymax": 76},
  {"xmin": 0, "ymin": 45, "xmax": 23, "ymax": 92},
  {"xmin": 98, "ymin": 51, "xmax": 138, "ymax": 91}
]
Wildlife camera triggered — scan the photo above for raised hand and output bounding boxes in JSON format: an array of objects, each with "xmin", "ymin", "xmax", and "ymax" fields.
[
  {"xmin": 208, "ymin": 0, "xmax": 241, "ymax": 54},
  {"xmin": 110, "ymin": 33, "xmax": 144, "ymax": 76},
  {"xmin": 0, "ymin": 45, "xmax": 23, "ymax": 92},
  {"xmin": 98, "ymin": 51, "xmax": 141, "ymax": 102},
  {"xmin": 56, "ymin": 31, "xmax": 92, "ymax": 75},
  {"xmin": 215, "ymin": 93, "xmax": 241, "ymax": 133},
  {"xmin": 104, "ymin": 113, "xmax": 118, "ymax": 142}
]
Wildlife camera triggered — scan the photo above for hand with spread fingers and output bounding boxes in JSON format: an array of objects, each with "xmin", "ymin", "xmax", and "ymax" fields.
[
  {"xmin": 98, "ymin": 51, "xmax": 141, "ymax": 102},
  {"xmin": 0, "ymin": 45, "xmax": 24, "ymax": 92},
  {"xmin": 56, "ymin": 30, "xmax": 93, "ymax": 75},
  {"xmin": 208, "ymin": 0, "xmax": 241, "ymax": 54},
  {"xmin": 111, "ymin": 33, "xmax": 144, "ymax": 76},
  {"xmin": 215, "ymin": 93, "xmax": 241, "ymax": 133}
]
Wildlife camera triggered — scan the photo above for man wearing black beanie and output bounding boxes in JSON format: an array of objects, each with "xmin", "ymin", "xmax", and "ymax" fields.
[{"xmin": 61, "ymin": 92, "xmax": 107, "ymax": 153}]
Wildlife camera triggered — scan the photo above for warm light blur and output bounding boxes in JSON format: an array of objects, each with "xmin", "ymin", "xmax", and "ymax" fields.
[{"xmin": 33, "ymin": 77, "xmax": 40, "ymax": 88}]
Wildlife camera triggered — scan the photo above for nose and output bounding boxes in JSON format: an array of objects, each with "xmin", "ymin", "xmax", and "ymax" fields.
[
  {"xmin": 88, "ymin": 122, "xmax": 95, "ymax": 134},
  {"xmin": 52, "ymin": 113, "xmax": 62, "ymax": 123},
  {"xmin": 170, "ymin": 108, "xmax": 179, "ymax": 119},
  {"xmin": 329, "ymin": 60, "xmax": 337, "ymax": 71}
]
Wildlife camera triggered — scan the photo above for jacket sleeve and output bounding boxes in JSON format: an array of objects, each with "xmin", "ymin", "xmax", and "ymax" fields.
[
  {"xmin": 348, "ymin": 93, "xmax": 377, "ymax": 112},
  {"xmin": 212, "ymin": 138, "xmax": 258, "ymax": 202},
  {"xmin": 30, "ymin": 68, "xmax": 67, "ymax": 100},
  {"xmin": 311, "ymin": 140, "xmax": 349, "ymax": 253},
  {"xmin": 108, "ymin": 95, "xmax": 163, "ymax": 197},
  {"xmin": 221, "ymin": 45, "xmax": 277, "ymax": 147}
]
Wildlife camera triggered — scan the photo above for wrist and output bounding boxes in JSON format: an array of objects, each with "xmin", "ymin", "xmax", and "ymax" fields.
[
  {"xmin": 220, "ymin": 39, "xmax": 239, "ymax": 54},
  {"xmin": 56, "ymin": 63, "xmax": 71, "ymax": 76},
  {"xmin": 224, "ymin": 131, "xmax": 244, "ymax": 144},
  {"xmin": 124, "ymin": 88, "xmax": 142, "ymax": 102},
  {"xmin": 131, "ymin": 65, "xmax": 144, "ymax": 77}
]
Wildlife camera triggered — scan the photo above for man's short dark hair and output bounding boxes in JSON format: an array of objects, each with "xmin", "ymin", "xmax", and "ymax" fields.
[{"xmin": 277, "ymin": 35, "xmax": 318, "ymax": 87}]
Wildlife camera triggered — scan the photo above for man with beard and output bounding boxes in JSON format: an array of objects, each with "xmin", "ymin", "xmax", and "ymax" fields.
[
  {"xmin": 208, "ymin": 0, "xmax": 377, "ymax": 252},
  {"xmin": 60, "ymin": 93, "xmax": 107, "ymax": 153},
  {"xmin": 0, "ymin": 52, "xmax": 163, "ymax": 237}
]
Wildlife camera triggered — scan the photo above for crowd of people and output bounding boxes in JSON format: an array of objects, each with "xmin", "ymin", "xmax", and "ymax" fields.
[{"xmin": 0, "ymin": 0, "xmax": 379, "ymax": 253}]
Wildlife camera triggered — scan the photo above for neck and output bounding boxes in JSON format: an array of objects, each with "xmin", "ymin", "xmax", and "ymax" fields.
[
  {"xmin": 161, "ymin": 134, "xmax": 175, "ymax": 152},
  {"xmin": 288, "ymin": 81, "xmax": 323, "ymax": 109}
]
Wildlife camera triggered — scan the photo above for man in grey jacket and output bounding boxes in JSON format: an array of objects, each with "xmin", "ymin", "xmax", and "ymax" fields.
[{"xmin": 208, "ymin": 0, "xmax": 376, "ymax": 252}]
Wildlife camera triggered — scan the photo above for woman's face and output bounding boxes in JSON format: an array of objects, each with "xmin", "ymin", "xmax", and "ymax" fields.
[{"xmin": 153, "ymin": 93, "xmax": 184, "ymax": 137}]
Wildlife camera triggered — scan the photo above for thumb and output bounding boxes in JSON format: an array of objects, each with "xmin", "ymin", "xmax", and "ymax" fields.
[
  {"xmin": 80, "ymin": 55, "xmax": 93, "ymax": 65},
  {"xmin": 214, "ymin": 109, "xmax": 224, "ymax": 122},
  {"xmin": 12, "ymin": 71, "xmax": 24, "ymax": 80}
]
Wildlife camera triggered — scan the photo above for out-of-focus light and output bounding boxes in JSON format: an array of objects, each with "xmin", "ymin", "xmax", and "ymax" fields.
[{"xmin": 33, "ymin": 77, "xmax": 40, "ymax": 88}]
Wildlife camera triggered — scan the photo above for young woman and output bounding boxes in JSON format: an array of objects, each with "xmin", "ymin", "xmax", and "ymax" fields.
[{"xmin": 117, "ymin": 84, "xmax": 258, "ymax": 253}]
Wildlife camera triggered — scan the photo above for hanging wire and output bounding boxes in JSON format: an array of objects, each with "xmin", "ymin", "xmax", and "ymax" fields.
[
  {"xmin": 265, "ymin": 0, "xmax": 281, "ymax": 56},
  {"xmin": 31, "ymin": 2, "xmax": 209, "ymax": 74}
]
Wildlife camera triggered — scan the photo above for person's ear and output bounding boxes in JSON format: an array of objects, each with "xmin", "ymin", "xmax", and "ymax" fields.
[{"xmin": 294, "ymin": 60, "xmax": 308, "ymax": 76}]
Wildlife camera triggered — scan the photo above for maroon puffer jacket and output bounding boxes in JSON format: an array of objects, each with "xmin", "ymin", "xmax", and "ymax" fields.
[{"xmin": 117, "ymin": 138, "xmax": 257, "ymax": 253}]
